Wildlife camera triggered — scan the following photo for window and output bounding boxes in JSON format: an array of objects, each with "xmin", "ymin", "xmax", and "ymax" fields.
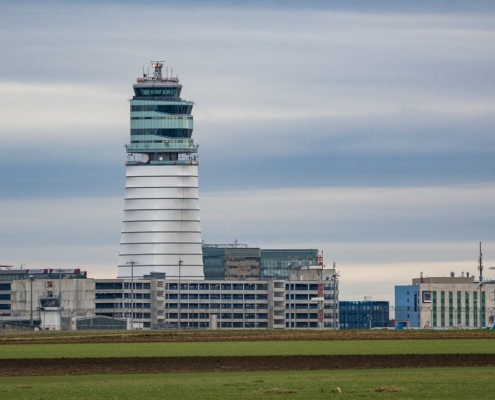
[
  {"xmin": 95, "ymin": 282, "xmax": 122, "ymax": 290},
  {"xmin": 131, "ymin": 104, "xmax": 192, "ymax": 114},
  {"xmin": 96, "ymin": 293, "xmax": 123, "ymax": 300},
  {"xmin": 95, "ymin": 303, "xmax": 115, "ymax": 309},
  {"xmin": 134, "ymin": 87, "xmax": 180, "ymax": 97}
]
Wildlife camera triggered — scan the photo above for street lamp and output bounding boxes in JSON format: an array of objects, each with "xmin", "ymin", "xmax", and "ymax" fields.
[
  {"xmin": 57, "ymin": 269, "xmax": 63, "ymax": 330},
  {"xmin": 126, "ymin": 260, "xmax": 138, "ymax": 330},
  {"xmin": 287, "ymin": 263, "xmax": 293, "ymax": 329},
  {"xmin": 331, "ymin": 270, "xmax": 339, "ymax": 330},
  {"xmin": 28, "ymin": 275, "xmax": 35, "ymax": 328},
  {"xmin": 178, "ymin": 259, "xmax": 183, "ymax": 329}
]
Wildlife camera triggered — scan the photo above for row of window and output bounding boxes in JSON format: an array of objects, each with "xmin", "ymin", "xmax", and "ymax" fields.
[
  {"xmin": 173, "ymin": 322, "xmax": 269, "ymax": 329},
  {"xmin": 285, "ymin": 284, "xmax": 319, "ymax": 291},
  {"xmin": 95, "ymin": 303, "xmax": 151, "ymax": 309},
  {"xmin": 166, "ymin": 283, "xmax": 268, "ymax": 291},
  {"xmin": 133, "ymin": 87, "xmax": 181, "ymax": 98},
  {"xmin": 166, "ymin": 293, "xmax": 268, "ymax": 300},
  {"xmin": 96, "ymin": 312, "xmax": 151, "ymax": 319},
  {"xmin": 130, "ymin": 128, "xmax": 192, "ymax": 138},
  {"xmin": 166, "ymin": 312, "xmax": 268, "ymax": 320},
  {"xmin": 165, "ymin": 303, "xmax": 268, "ymax": 310},
  {"xmin": 131, "ymin": 116, "xmax": 192, "ymax": 120},
  {"xmin": 95, "ymin": 293, "xmax": 151, "ymax": 300},
  {"xmin": 131, "ymin": 105, "xmax": 193, "ymax": 114},
  {"xmin": 94, "ymin": 283, "xmax": 151, "ymax": 290}
]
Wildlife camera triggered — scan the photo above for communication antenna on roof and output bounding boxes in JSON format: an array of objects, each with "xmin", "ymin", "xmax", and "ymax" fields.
[{"xmin": 151, "ymin": 61, "xmax": 164, "ymax": 80}]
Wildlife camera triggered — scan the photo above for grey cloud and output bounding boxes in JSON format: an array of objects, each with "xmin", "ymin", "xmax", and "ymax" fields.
[{"xmin": 1, "ymin": 1, "xmax": 494, "ymax": 286}]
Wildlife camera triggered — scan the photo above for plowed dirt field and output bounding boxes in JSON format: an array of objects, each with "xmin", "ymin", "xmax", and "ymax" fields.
[{"xmin": 2, "ymin": 354, "xmax": 495, "ymax": 376}]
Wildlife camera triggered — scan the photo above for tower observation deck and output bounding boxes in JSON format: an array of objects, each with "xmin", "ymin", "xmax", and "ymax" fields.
[{"xmin": 118, "ymin": 62, "xmax": 203, "ymax": 279}]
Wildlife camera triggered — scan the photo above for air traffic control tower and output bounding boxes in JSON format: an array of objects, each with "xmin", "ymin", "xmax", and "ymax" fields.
[{"xmin": 118, "ymin": 62, "xmax": 203, "ymax": 279}]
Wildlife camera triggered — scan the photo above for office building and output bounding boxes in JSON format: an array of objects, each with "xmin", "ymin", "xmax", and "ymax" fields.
[
  {"xmin": 203, "ymin": 244, "xmax": 261, "ymax": 280},
  {"xmin": 395, "ymin": 272, "xmax": 495, "ymax": 328},
  {"xmin": 339, "ymin": 300, "xmax": 390, "ymax": 329},
  {"xmin": 1, "ymin": 264, "xmax": 340, "ymax": 331},
  {"xmin": 261, "ymin": 249, "xmax": 318, "ymax": 279}
]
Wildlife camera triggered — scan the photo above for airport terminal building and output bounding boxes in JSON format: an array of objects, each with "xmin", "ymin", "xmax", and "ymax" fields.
[{"xmin": 0, "ymin": 264, "xmax": 339, "ymax": 331}]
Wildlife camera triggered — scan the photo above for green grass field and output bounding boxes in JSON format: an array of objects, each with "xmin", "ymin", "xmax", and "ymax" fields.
[
  {"xmin": 1, "ymin": 367, "xmax": 495, "ymax": 399},
  {"xmin": 0, "ymin": 339, "xmax": 494, "ymax": 359}
]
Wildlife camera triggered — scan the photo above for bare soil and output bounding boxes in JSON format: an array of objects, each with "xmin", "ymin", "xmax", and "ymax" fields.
[{"xmin": 1, "ymin": 354, "xmax": 495, "ymax": 376}]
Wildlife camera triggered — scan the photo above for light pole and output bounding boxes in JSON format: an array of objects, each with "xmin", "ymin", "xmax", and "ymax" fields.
[
  {"xmin": 287, "ymin": 263, "xmax": 292, "ymax": 329},
  {"xmin": 126, "ymin": 260, "xmax": 138, "ymax": 330},
  {"xmin": 178, "ymin": 259, "xmax": 183, "ymax": 329},
  {"xmin": 57, "ymin": 269, "xmax": 62, "ymax": 303},
  {"xmin": 478, "ymin": 243, "xmax": 484, "ymax": 329},
  {"xmin": 28, "ymin": 275, "xmax": 35, "ymax": 328},
  {"xmin": 57, "ymin": 269, "xmax": 63, "ymax": 330},
  {"xmin": 332, "ymin": 269, "xmax": 339, "ymax": 330}
]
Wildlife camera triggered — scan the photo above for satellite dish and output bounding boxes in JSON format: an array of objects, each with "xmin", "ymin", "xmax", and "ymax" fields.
[
  {"xmin": 159, "ymin": 156, "xmax": 163, "ymax": 161},
  {"xmin": 141, "ymin": 154, "xmax": 149, "ymax": 163}
]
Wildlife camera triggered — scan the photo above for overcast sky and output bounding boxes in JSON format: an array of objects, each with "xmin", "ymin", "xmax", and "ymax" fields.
[{"xmin": 1, "ymin": 1, "xmax": 495, "ymax": 304}]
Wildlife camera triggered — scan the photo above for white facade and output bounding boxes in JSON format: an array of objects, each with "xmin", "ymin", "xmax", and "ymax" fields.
[
  {"xmin": 118, "ymin": 164, "xmax": 203, "ymax": 279},
  {"xmin": 413, "ymin": 277, "xmax": 495, "ymax": 329},
  {"xmin": 396, "ymin": 275, "xmax": 495, "ymax": 329},
  {"xmin": 10, "ymin": 278, "xmax": 95, "ymax": 330}
]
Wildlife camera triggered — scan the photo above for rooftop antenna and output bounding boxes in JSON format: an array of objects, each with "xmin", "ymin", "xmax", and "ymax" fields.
[{"xmin": 151, "ymin": 61, "xmax": 164, "ymax": 80}]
